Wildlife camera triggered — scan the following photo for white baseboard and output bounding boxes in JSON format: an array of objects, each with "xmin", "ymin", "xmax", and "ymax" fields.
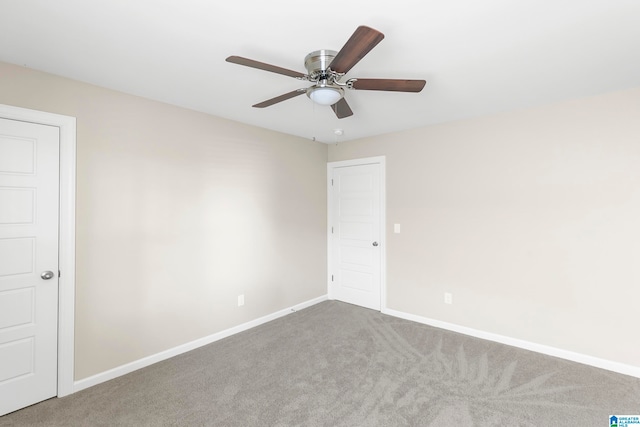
[
  {"xmin": 382, "ymin": 307, "xmax": 640, "ymax": 379},
  {"xmin": 74, "ymin": 295, "xmax": 328, "ymax": 393}
]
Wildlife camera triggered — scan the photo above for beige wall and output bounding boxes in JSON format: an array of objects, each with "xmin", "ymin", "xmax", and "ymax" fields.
[
  {"xmin": 3, "ymin": 57, "xmax": 638, "ymax": 380},
  {"xmin": 0, "ymin": 62, "xmax": 328, "ymax": 379},
  {"xmin": 329, "ymin": 87, "xmax": 640, "ymax": 368}
]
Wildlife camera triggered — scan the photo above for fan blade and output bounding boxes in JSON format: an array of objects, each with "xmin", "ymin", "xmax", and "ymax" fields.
[
  {"xmin": 331, "ymin": 98, "xmax": 354, "ymax": 119},
  {"xmin": 352, "ymin": 78, "xmax": 426, "ymax": 92},
  {"xmin": 329, "ymin": 26, "xmax": 385, "ymax": 74},
  {"xmin": 226, "ymin": 56, "xmax": 306, "ymax": 78},
  {"xmin": 253, "ymin": 89, "xmax": 306, "ymax": 108}
]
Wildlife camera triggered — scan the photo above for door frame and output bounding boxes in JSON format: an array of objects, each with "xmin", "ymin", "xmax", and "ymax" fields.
[
  {"xmin": 327, "ymin": 156, "xmax": 386, "ymax": 311},
  {"xmin": 0, "ymin": 104, "xmax": 76, "ymax": 397}
]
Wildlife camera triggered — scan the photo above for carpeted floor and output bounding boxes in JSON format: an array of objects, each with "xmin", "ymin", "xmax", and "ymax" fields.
[{"xmin": 1, "ymin": 300, "xmax": 639, "ymax": 426}]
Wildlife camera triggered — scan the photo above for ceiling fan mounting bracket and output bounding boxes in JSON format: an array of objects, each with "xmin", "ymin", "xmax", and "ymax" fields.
[
  {"xmin": 304, "ymin": 49, "xmax": 337, "ymax": 80},
  {"xmin": 303, "ymin": 49, "xmax": 349, "ymax": 87}
]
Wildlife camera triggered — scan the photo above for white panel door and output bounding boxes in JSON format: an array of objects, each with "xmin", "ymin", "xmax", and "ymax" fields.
[
  {"xmin": 331, "ymin": 163, "xmax": 381, "ymax": 310},
  {"xmin": 0, "ymin": 118, "xmax": 59, "ymax": 416}
]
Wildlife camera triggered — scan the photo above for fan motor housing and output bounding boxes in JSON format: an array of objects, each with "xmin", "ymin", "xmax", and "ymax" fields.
[{"xmin": 304, "ymin": 50, "xmax": 337, "ymax": 79}]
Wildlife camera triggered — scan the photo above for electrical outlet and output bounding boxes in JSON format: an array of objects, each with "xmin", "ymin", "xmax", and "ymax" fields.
[
  {"xmin": 238, "ymin": 294, "xmax": 245, "ymax": 307},
  {"xmin": 444, "ymin": 292, "xmax": 453, "ymax": 305}
]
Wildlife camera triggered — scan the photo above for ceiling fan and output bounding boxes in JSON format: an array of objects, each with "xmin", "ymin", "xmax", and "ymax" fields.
[{"xmin": 226, "ymin": 26, "xmax": 426, "ymax": 119}]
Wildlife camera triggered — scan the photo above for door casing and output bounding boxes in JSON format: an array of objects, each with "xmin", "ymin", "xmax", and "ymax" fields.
[
  {"xmin": 327, "ymin": 156, "xmax": 386, "ymax": 311},
  {"xmin": 0, "ymin": 104, "xmax": 76, "ymax": 397}
]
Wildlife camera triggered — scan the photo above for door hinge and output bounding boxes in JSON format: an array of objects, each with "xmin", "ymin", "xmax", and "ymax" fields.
[
  {"xmin": 331, "ymin": 275, "xmax": 334, "ymax": 282},
  {"xmin": 58, "ymin": 270, "xmax": 61, "ymax": 278},
  {"xmin": 331, "ymin": 179, "xmax": 334, "ymax": 186},
  {"xmin": 331, "ymin": 226, "xmax": 334, "ymax": 234}
]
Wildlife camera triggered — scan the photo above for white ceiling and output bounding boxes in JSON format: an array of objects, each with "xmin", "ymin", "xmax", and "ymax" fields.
[{"xmin": 1, "ymin": 0, "xmax": 639, "ymax": 143}]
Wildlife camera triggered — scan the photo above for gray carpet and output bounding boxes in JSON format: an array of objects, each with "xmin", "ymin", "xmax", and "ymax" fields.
[{"xmin": 1, "ymin": 301, "xmax": 639, "ymax": 426}]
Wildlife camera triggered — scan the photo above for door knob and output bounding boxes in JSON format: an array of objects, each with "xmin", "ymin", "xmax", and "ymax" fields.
[
  {"xmin": 372, "ymin": 242, "xmax": 379, "ymax": 247},
  {"xmin": 41, "ymin": 271, "xmax": 55, "ymax": 280}
]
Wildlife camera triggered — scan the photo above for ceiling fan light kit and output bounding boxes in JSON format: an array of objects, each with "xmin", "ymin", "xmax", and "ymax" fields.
[
  {"xmin": 226, "ymin": 25, "xmax": 426, "ymax": 119},
  {"xmin": 307, "ymin": 85, "xmax": 344, "ymax": 105}
]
